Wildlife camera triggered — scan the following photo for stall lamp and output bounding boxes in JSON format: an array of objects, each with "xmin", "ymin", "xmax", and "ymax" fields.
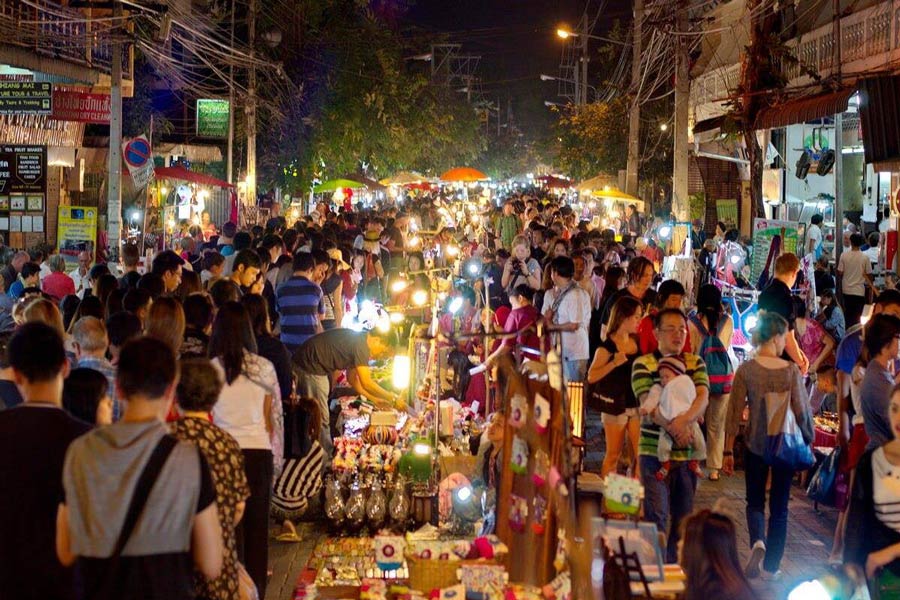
[
  {"xmin": 456, "ymin": 486, "xmax": 473, "ymax": 502},
  {"xmin": 408, "ymin": 236, "xmax": 421, "ymax": 248},
  {"xmin": 413, "ymin": 442, "xmax": 431, "ymax": 456},
  {"xmin": 468, "ymin": 263, "xmax": 480, "ymax": 276},
  {"xmin": 131, "ymin": 210, "xmax": 140, "ymax": 221},
  {"xmin": 160, "ymin": 187, "xmax": 168, "ymax": 195},
  {"xmin": 446, "ymin": 245, "xmax": 460, "ymax": 258},
  {"xmin": 390, "ymin": 311, "xmax": 405, "ymax": 324},
  {"xmin": 391, "ymin": 279, "xmax": 409, "ymax": 293},
  {"xmin": 375, "ymin": 317, "xmax": 391, "ymax": 334},
  {"xmin": 448, "ymin": 297, "xmax": 464, "ymax": 314},
  {"xmin": 412, "ymin": 290, "xmax": 428, "ymax": 306},
  {"xmin": 167, "ymin": 218, "xmax": 175, "ymax": 228},
  {"xmin": 659, "ymin": 225, "xmax": 673, "ymax": 239},
  {"xmin": 392, "ymin": 355, "xmax": 411, "ymax": 390},
  {"xmin": 744, "ymin": 314, "xmax": 759, "ymax": 333},
  {"xmin": 730, "ymin": 255, "xmax": 741, "ymax": 265},
  {"xmin": 787, "ymin": 580, "xmax": 829, "ymax": 600}
]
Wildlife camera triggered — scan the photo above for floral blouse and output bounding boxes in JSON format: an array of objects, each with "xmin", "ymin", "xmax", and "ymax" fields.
[{"xmin": 171, "ymin": 417, "xmax": 250, "ymax": 600}]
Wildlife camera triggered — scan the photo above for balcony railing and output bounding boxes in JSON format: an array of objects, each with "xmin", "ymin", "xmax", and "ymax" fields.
[
  {"xmin": 691, "ymin": 1, "xmax": 900, "ymax": 113},
  {"xmin": 0, "ymin": 0, "xmax": 132, "ymax": 80}
]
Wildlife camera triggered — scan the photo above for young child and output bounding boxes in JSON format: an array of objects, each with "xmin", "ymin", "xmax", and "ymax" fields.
[{"xmin": 641, "ymin": 356, "xmax": 706, "ymax": 479}]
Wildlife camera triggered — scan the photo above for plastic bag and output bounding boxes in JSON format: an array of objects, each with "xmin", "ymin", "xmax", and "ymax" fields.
[{"xmin": 806, "ymin": 446, "xmax": 841, "ymax": 506}]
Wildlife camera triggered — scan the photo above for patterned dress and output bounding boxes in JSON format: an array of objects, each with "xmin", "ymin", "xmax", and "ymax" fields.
[{"xmin": 171, "ymin": 416, "xmax": 250, "ymax": 600}]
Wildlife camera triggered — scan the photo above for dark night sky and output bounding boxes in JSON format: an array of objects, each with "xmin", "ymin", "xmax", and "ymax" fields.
[{"xmin": 403, "ymin": 0, "xmax": 631, "ymax": 135}]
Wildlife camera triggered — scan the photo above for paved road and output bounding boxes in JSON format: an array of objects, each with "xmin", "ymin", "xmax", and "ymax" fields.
[{"xmin": 265, "ymin": 471, "xmax": 839, "ymax": 599}]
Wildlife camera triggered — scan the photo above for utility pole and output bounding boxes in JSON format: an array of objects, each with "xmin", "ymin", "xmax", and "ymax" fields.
[
  {"xmin": 107, "ymin": 0, "xmax": 123, "ymax": 264},
  {"xmin": 625, "ymin": 0, "xmax": 643, "ymax": 197},
  {"xmin": 581, "ymin": 14, "xmax": 589, "ymax": 105},
  {"xmin": 833, "ymin": 0, "xmax": 843, "ymax": 263},
  {"xmin": 245, "ymin": 0, "xmax": 257, "ymax": 209},
  {"xmin": 226, "ymin": 0, "xmax": 235, "ymax": 184},
  {"xmin": 573, "ymin": 61, "xmax": 580, "ymax": 108},
  {"xmin": 672, "ymin": 0, "xmax": 690, "ymax": 221}
]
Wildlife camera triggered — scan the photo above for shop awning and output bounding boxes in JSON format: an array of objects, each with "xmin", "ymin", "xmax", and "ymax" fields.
[
  {"xmin": 754, "ymin": 88, "xmax": 855, "ymax": 130},
  {"xmin": 154, "ymin": 165, "xmax": 234, "ymax": 188},
  {"xmin": 859, "ymin": 75, "xmax": 900, "ymax": 166}
]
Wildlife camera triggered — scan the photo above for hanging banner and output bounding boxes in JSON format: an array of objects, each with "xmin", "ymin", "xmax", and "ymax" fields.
[
  {"xmin": 57, "ymin": 206, "xmax": 98, "ymax": 261},
  {"xmin": 716, "ymin": 198, "xmax": 738, "ymax": 228},
  {"xmin": 122, "ymin": 135, "xmax": 154, "ymax": 191},
  {"xmin": 751, "ymin": 218, "xmax": 800, "ymax": 284},
  {"xmin": 51, "ymin": 89, "xmax": 111, "ymax": 124}
]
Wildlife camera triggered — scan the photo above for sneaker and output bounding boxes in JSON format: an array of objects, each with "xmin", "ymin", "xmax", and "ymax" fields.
[
  {"xmin": 760, "ymin": 568, "xmax": 782, "ymax": 582},
  {"xmin": 745, "ymin": 540, "xmax": 766, "ymax": 579}
]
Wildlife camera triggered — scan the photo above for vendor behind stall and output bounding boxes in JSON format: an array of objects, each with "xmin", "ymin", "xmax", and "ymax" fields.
[{"xmin": 292, "ymin": 328, "xmax": 403, "ymax": 454}]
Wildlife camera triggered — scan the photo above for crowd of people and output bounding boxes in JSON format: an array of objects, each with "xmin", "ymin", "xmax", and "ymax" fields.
[{"xmin": 0, "ymin": 189, "xmax": 896, "ymax": 599}]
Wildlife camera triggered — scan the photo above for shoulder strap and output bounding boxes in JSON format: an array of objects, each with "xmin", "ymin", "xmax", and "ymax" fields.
[
  {"xmin": 112, "ymin": 434, "xmax": 178, "ymax": 558},
  {"xmin": 689, "ymin": 313, "xmax": 709, "ymax": 338}
]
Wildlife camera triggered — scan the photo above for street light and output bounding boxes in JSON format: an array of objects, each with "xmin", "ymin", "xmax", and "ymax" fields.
[
  {"xmin": 555, "ymin": 27, "xmax": 630, "ymax": 46},
  {"xmin": 540, "ymin": 74, "xmax": 556, "ymax": 81},
  {"xmin": 556, "ymin": 28, "xmax": 572, "ymax": 39}
]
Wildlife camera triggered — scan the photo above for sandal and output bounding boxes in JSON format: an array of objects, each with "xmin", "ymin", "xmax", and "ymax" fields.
[
  {"xmin": 275, "ymin": 520, "xmax": 302, "ymax": 543},
  {"xmin": 709, "ymin": 470, "xmax": 720, "ymax": 481}
]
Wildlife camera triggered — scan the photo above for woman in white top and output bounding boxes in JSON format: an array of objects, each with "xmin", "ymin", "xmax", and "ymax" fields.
[{"xmin": 209, "ymin": 301, "xmax": 281, "ymax": 599}]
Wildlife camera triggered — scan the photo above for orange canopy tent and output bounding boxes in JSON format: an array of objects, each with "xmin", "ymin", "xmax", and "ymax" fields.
[{"xmin": 440, "ymin": 167, "xmax": 488, "ymax": 182}]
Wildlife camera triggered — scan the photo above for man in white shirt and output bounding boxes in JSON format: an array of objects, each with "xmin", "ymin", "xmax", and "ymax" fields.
[
  {"xmin": 807, "ymin": 214, "xmax": 824, "ymax": 258},
  {"xmin": 838, "ymin": 233, "xmax": 874, "ymax": 326},
  {"xmin": 542, "ymin": 255, "xmax": 592, "ymax": 383},
  {"xmin": 68, "ymin": 250, "xmax": 92, "ymax": 299}
]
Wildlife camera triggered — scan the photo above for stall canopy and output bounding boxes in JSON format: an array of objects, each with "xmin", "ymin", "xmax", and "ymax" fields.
[
  {"xmin": 341, "ymin": 174, "xmax": 386, "ymax": 191},
  {"xmin": 154, "ymin": 165, "xmax": 234, "ymax": 188},
  {"xmin": 380, "ymin": 171, "xmax": 427, "ymax": 186},
  {"xmin": 536, "ymin": 175, "xmax": 572, "ymax": 188},
  {"xmin": 440, "ymin": 167, "xmax": 488, "ymax": 182},
  {"xmin": 592, "ymin": 187, "xmax": 645, "ymax": 211},
  {"xmin": 576, "ymin": 174, "xmax": 618, "ymax": 192},
  {"xmin": 313, "ymin": 178, "xmax": 366, "ymax": 193}
]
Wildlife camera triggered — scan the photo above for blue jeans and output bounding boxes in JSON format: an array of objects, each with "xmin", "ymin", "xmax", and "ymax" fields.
[
  {"xmin": 745, "ymin": 449, "xmax": 794, "ymax": 573},
  {"xmin": 564, "ymin": 358, "xmax": 588, "ymax": 383},
  {"xmin": 639, "ymin": 455, "xmax": 698, "ymax": 563}
]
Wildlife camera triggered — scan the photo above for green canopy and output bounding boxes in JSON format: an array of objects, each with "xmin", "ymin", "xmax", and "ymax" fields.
[{"xmin": 313, "ymin": 178, "xmax": 366, "ymax": 193}]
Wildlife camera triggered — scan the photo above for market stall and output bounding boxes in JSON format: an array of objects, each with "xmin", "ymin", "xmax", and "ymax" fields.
[{"xmin": 151, "ymin": 165, "xmax": 238, "ymax": 251}]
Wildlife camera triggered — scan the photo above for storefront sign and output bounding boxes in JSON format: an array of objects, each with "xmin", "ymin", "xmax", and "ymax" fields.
[
  {"xmin": 58, "ymin": 206, "xmax": 98, "ymax": 260},
  {"xmin": 751, "ymin": 218, "xmax": 799, "ymax": 283},
  {"xmin": 51, "ymin": 90, "xmax": 111, "ymax": 124},
  {"xmin": 0, "ymin": 82, "xmax": 52, "ymax": 114},
  {"xmin": 0, "ymin": 145, "xmax": 46, "ymax": 194},
  {"xmin": 196, "ymin": 99, "xmax": 229, "ymax": 138}
]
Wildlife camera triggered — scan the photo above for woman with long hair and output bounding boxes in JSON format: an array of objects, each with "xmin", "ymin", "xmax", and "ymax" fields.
[
  {"xmin": 724, "ymin": 312, "xmax": 813, "ymax": 579},
  {"xmin": 241, "ymin": 293, "xmax": 292, "ymax": 403},
  {"xmin": 93, "ymin": 274, "xmax": 118, "ymax": 318},
  {"xmin": 144, "ymin": 296, "xmax": 186, "ymax": 355},
  {"xmin": 208, "ymin": 302, "xmax": 281, "ymax": 599},
  {"xmin": 586, "ymin": 295, "xmax": 643, "ymax": 477},
  {"xmin": 680, "ymin": 510, "xmax": 755, "ymax": 600},
  {"xmin": 599, "ymin": 256, "xmax": 656, "ymax": 339},
  {"xmin": 688, "ymin": 284, "xmax": 734, "ymax": 481},
  {"xmin": 817, "ymin": 288, "xmax": 846, "ymax": 342}
]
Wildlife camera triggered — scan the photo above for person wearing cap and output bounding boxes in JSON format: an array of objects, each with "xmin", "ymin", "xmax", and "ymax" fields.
[{"xmin": 640, "ymin": 355, "xmax": 706, "ymax": 480}]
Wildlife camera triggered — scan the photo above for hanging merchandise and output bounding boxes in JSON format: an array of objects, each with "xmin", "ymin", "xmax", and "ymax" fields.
[
  {"xmin": 509, "ymin": 393, "xmax": 528, "ymax": 429},
  {"xmin": 510, "ymin": 436, "xmax": 529, "ymax": 475},
  {"xmin": 534, "ymin": 393, "xmax": 551, "ymax": 433},
  {"xmin": 508, "ymin": 495, "xmax": 529, "ymax": 532}
]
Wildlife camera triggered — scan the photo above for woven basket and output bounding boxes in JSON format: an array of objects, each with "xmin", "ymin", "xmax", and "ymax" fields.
[{"xmin": 406, "ymin": 553, "xmax": 460, "ymax": 593}]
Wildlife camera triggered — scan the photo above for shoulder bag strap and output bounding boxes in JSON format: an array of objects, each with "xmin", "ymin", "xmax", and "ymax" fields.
[{"xmin": 111, "ymin": 434, "xmax": 178, "ymax": 558}]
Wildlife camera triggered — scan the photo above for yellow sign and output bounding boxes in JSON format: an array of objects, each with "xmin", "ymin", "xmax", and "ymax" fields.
[{"xmin": 57, "ymin": 206, "xmax": 98, "ymax": 261}]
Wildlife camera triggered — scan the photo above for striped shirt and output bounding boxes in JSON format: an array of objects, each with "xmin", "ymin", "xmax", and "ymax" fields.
[
  {"xmin": 632, "ymin": 351, "xmax": 709, "ymax": 460},
  {"xmin": 276, "ymin": 275, "xmax": 324, "ymax": 352}
]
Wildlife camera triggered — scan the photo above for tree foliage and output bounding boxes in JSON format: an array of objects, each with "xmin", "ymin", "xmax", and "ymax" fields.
[{"xmin": 254, "ymin": 0, "xmax": 484, "ymax": 193}]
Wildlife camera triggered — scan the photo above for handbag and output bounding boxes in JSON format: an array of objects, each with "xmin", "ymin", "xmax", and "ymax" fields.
[
  {"xmin": 89, "ymin": 435, "xmax": 178, "ymax": 596},
  {"xmin": 806, "ymin": 446, "xmax": 841, "ymax": 506},
  {"xmin": 763, "ymin": 391, "xmax": 815, "ymax": 471}
]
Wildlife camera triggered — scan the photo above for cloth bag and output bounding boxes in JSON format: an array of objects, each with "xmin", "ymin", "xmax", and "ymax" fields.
[{"xmin": 764, "ymin": 390, "xmax": 815, "ymax": 470}]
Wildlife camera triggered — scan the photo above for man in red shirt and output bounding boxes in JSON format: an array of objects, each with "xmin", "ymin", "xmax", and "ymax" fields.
[
  {"xmin": 485, "ymin": 284, "xmax": 542, "ymax": 365},
  {"xmin": 41, "ymin": 254, "xmax": 76, "ymax": 302}
]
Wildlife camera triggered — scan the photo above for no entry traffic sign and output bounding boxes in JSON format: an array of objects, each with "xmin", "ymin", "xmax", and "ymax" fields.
[{"xmin": 123, "ymin": 137, "xmax": 151, "ymax": 169}]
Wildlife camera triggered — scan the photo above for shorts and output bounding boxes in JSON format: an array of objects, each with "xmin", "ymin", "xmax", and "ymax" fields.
[{"xmin": 601, "ymin": 408, "xmax": 639, "ymax": 426}]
